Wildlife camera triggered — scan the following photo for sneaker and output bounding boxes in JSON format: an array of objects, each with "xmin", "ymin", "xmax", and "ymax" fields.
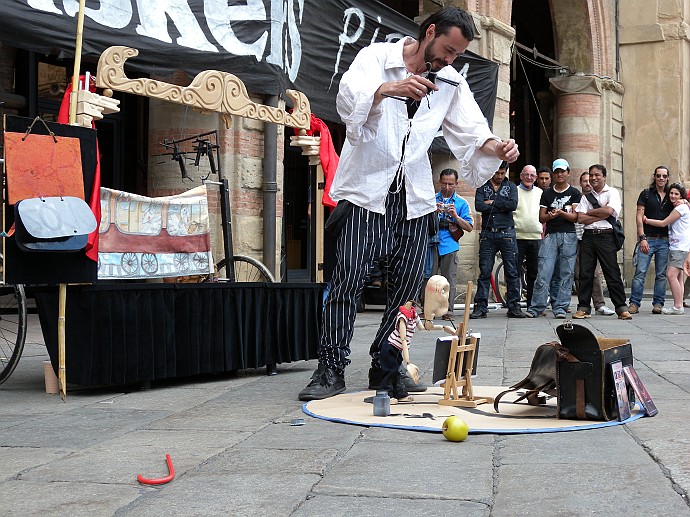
[
  {"xmin": 684, "ymin": 300, "xmax": 690, "ymax": 309},
  {"xmin": 469, "ymin": 310, "xmax": 486, "ymax": 319},
  {"xmin": 596, "ymin": 306, "xmax": 616, "ymax": 316},
  {"xmin": 554, "ymin": 312, "xmax": 566, "ymax": 319},
  {"xmin": 628, "ymin": 303, "xmax": 639, "ymax": 314},
  {"xmin": 618, "ymin": 311, "xmax": 633, "ymax": 320},
  {"xmin": 573, "ymin": 310, "xmax": 591, "ymax": 319},
  {"xmin": 506, "ymin": 308, "xmax": 527, "ymax": 318},
  {"xmin": 661, "ymin": 306, "xmax": 685, "ymax": 315},
  {"xmin": 652, "ymin": 304, "xmax": 663, "ymax": 315},
  {"xmin": 368, "ymin": 365, "xmax": 427, "ymax": 392},
  {"xmin": 298, "ymin": 366, "xmax": 346, "ymax": 401},
  {"xmin": 525, "ymin": 310, "xmax": 538, "ymax": 318}
]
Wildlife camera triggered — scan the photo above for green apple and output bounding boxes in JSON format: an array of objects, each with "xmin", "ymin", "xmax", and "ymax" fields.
[{"xmin": 442, "ymin": 415, "xmax": 469, "ymax": 442}]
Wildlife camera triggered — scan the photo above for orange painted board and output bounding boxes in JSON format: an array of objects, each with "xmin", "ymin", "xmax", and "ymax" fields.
[{"xmin": 4, "ymin": 132, "xmax": 85, "ymax": 204}]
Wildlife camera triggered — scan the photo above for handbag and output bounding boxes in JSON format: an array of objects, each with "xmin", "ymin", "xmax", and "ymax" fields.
[
  {"xmin": 324, "ymin": 200, "xmax": 354, "ymax": 237},
  {"xmin": 14, "ymin": 197, "xmax": 97, "ymax": 253},
  {"xmin": 493, "ymin": 341, "xmax": 577, "ymax": 411},
  {"xmin": 448, "ymin": 222, "xmax": 464, "ymax": 241},
  {"xmin": 585, "ymin": 193, "xmax": 625, "ymax": 250}
]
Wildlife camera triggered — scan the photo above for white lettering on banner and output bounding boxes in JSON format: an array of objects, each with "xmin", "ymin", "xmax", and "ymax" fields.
[
  {"xmin": 329, "ymin": 7, "xmax": 364, "ymax": 90},
  {"xmin": 27, "ymin": 0, "xmax": 61, "ymax": 15},
  {"xmin": 265, "ymin": 0, "xmax": 303, "ymax": 81},
  {"xmin": 62, "ymin": 0, "xmax": 132, "ymax": 29},
  {"xmin": 136, "ymin": 0, "xmax": 217, "ymax": 52},
  {"xmin": 204, "ymin": 0, "xmax": 267, "ymax": 60},
  {"xmin": 23, "ymin": 0, "xmax": 304, "ymax": 80},
  {"xmin": 329, "ymin": 8, "xmax": 405, "ymax": 90}
]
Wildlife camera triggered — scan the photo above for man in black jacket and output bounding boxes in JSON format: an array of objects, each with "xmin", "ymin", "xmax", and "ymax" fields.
[{"xmin": 470, "ymin": 163, "xmax": 526, "ymax": 318}]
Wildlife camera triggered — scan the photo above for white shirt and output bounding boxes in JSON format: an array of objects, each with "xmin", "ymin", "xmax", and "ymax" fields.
[
  {"xmin": 575, "ymin": 184, "xmax": 622, "ymax": 230},
  {"xmin": 330, "ymin": 38, "xmax": 502, "ymax": 219},
  {"xmin": 669, "ymin": 203, "xmax": 690, "ymax": 251}
]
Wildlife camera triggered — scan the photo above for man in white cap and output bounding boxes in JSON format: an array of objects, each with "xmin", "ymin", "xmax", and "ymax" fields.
[{"xmin": 526, "ymin": 158, "xmax": 581, "ymax": 318}]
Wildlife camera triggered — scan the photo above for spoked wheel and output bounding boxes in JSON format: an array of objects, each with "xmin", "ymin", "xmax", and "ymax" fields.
[
  {"xmin": 493, "ymin": 261, "xmax": 508, "ymax": 306},
  {"xmin": 217, "ymin": 255, "xmax": 275, "ymax": 282},
  {"xmin": 0, "ymin": 284, "xmax": 28, "ymax": 384}
]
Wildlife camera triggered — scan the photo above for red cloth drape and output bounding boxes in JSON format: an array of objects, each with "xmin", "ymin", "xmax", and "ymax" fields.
[
  {"xmin": 296, "ymin": 114, "xmax": 339, "ymax": 208},
  {"xmin": 57, "ymin": 75, "xmax": 101, "ymax": 262}
]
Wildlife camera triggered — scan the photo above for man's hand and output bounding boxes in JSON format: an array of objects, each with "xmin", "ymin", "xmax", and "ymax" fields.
[
  {"xmin": 639, "ymin": 240, "xmax": 650, "ymax": 254},
  {"xmin": 496, "ymin": 139, "xmax": 519, "ymax": 163},
  {"xmin": 376, "ymin": 74, "xmax": 438, "ymax": 102},
  {"xmin": 684, "ymin": 255, "xmax": 690, "ymax": 277}
]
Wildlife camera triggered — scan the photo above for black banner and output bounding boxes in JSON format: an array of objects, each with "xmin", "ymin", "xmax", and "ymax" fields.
[{"xmin": 1, "ymin": 0, "xmax": 497, "ymax": 124}]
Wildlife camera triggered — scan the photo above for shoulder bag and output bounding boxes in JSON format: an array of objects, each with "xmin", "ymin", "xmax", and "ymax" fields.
[{"xmin": 585, "ymin": 193, "xmax": 625, "ymax": 250}]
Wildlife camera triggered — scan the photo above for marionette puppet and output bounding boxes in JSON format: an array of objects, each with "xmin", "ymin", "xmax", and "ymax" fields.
[{"xmin": 379, "ymin": 275, "xmax": 456, "ymax": 403}]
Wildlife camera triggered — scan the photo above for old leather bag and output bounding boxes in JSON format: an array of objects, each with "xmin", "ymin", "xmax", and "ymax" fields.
[{"xmin": 493, "ymin": 341, "xmax": 578, "ymax": 411}]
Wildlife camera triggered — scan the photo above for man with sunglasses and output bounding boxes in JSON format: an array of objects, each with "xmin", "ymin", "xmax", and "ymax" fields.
[
  {"xmin": 298, "ymin": 7, "xmax": 519, "ymax": 401},
  {"xmin": 628, "ymin": 166, "xmax": 673, "ymax": 314}
]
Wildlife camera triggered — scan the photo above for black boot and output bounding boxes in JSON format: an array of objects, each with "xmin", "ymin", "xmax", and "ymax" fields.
[
  {"xmin": 298, "ymin": 365, "xmax": 345, "ymax": 401},
  {"xmin": 368, "ymin": 364, "xmax": 427, "ymax": 392}
]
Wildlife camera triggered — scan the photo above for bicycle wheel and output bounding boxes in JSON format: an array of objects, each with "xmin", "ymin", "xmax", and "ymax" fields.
[
  {"xmin": 493, "ymin": 261, "xmax": 508, "ymax": 306},
  {"xmin": 0, "ymin": 284, "xmax": 28, "ymax": 384},
  {"xmin": 217, "ymin": 255, "xmax": 275, "ymax": 282}
]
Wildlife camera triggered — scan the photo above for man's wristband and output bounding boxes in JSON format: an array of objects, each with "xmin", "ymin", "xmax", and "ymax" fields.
[{"xmin": 638, "ymin": 235, "xmax": 647, "ymax": 242}]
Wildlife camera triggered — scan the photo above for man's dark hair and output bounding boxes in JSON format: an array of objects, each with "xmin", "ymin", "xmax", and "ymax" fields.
[
  {"xmin": 649, "ymin": 165, "xmax": 670, "ymax": 190},
  {"xmin": 440, "ymin": 168, "xmax": 458, "ymax": 181},
  {"xmin": 537, "ymin": 166, "xmax": 551, "ymax": 175},
  {"xmin": 589, "ymin": 164, "xmax": 607, "ymax": 177},
  {"xmin": 418, "ymin": 6, "xmax": 475, "ymax": 42},
  {"xmin": 498, "ymin": 161, "xmax": 508, "ymax": 170},
  {"xmin": 579, "ymin": 171, "xmax": 590, "ymax": 181}
]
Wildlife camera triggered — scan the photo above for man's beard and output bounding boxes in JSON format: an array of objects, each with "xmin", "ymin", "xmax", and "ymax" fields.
[{"xmin": 423, "ymin": 42, "xmax": 446, "ymax": 72}]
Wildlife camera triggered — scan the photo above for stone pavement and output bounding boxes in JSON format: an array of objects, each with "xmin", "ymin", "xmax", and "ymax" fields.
[{"xmin": 1, "ymin": 300, "xmax": 689, "ymax": 516}]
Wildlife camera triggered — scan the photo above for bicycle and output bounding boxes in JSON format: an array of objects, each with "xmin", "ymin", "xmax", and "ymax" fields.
[
  {"xmin": 0, "ymin": 148, "xmax": 30, "ymax": 384},
  {"xmin": 0, "ymin": 257, "xmax": 28, "ymax": 385},
  {"xmin": 491, "ymin": 252, "xmax": 528, "ymax": 306}
]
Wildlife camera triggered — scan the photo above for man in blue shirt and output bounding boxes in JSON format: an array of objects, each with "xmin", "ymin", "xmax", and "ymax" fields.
[{"xmin": 434, "ymin": 168, "xmax": 474, "ymax": 319}]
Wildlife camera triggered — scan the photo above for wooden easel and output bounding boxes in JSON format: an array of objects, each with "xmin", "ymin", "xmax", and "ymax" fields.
[{"xmin": 438, "ymin": 281, "xmax": 493, "ymax": 408}]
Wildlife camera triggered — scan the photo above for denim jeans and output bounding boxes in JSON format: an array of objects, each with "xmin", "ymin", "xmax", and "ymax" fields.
[
  {"xmin": 516, "ymin": 239, "xmax": 540, "ymax": 307},
  {"xmin": 629, "ymin": 237, "xmax": 669, "ymax": 307},
  {"xmin": 474, "ymin": 228, "xmax": 521, "ymax": 312},
  {"xmin": 529, "ymin": 232, "xmax": 578, "ymax": 315}
]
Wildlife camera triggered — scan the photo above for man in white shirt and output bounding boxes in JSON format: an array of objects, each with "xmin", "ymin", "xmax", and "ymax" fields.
[
  {"xmin": 299, "ymin": 6, "xmax": 519, "ymax": 401},
  {"xmin": 573, "ymin": 164, "xmax": 632, "ymax": 320},
  {"xmin": 514, "ymin": 164, "xmax": 542, "ymax": 307}
]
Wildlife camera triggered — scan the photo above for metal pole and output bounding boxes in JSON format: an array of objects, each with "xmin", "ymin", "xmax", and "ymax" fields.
[{"xmin": 262, "ymin": 95, "xmax": 279, "ymax": 277}]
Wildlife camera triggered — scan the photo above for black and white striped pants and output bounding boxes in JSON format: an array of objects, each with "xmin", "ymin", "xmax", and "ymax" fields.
[{"xmin": 319, "ymin": 186, "xmax": 429, "ymax": 373}]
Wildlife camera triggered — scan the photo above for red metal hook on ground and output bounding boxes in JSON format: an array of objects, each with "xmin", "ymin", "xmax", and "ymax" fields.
[{"xmin": 137, "ymin": 454, "xmax": 175, "ymax": 485}]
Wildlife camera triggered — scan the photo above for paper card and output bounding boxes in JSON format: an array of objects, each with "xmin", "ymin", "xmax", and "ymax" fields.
[
  {"xmin": 610, "ymin": 361, "xmax": 631, "ymax": 421},
  {"xmin": 623, "ymin": 365, "xmax": 658, "ymax": 417}
]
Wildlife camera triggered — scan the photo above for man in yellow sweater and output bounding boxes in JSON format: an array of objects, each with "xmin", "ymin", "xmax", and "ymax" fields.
[{"xmin": 514, "ymin": 165, "xmax": 543, "ymax": 307}]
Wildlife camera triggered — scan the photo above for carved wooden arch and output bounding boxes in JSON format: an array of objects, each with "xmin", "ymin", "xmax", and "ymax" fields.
[{"xmin": 96, "ymin": 46, "xmax": 310, "ymax": 130}]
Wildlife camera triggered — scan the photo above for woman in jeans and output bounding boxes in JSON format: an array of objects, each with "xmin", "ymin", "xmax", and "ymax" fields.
[{"xmin": 644, "ymin": 183, "xmax": 690, "ymax": 314}]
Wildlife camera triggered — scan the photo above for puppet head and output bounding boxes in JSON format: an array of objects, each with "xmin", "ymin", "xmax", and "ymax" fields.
[{"xmin": 424, "ymin": 275, "xmax": 450, "ymax": 320}]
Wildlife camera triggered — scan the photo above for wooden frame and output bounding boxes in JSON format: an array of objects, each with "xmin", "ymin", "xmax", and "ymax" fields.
[{"xmin": 438, "ymin": 281, "xmax": 493, "ymax": 408}]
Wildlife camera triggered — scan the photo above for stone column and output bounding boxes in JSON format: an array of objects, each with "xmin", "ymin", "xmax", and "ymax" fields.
[
  {"xmin": 550, "ymin": 74, "xmax": 628, "ymax": 266},
  {"xmin": 549, "ymin": 74, "xmax": 624, "ymax": 183}
]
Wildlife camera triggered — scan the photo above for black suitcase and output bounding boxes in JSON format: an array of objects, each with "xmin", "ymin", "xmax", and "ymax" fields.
[{"xmin": 556, "ymin": 323, "xmax": 635, "ymax": 421}]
